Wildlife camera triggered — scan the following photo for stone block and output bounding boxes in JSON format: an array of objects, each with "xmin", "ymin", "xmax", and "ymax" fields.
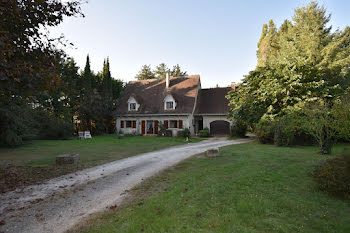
[
  {"xmin": 56, "ymin": 154, "xmax": 79, "ymax": 165},
  {"xmin": 206, "ymin": 148, "xmax": 219, "ymax": 157}
]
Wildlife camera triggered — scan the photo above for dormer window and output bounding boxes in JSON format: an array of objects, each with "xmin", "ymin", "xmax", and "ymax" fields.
[
  {"xmin": 129, "ymin": 103, "xmax": 136, "ymax": 110},
  {"xmin": 164, "ymin": 94, "xmax": 176, "ymax": 110},
  {"xmin": 166, "ymin": 101, "xmax": 174, "ymax": 110},
  {"xmin": 128, "ymin": 96, "xmax": 139, "ymax": 111}
]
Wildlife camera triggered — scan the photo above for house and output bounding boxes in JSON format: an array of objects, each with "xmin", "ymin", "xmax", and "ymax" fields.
[{"xmin": 114, "ymin": 74, "xmax": 235, "ymax": 136}]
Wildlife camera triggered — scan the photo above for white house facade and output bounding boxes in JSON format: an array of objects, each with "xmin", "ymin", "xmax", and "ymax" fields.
[{"xmin": 114, "ymin": 74, "xmax": 234, "ymax": 136}]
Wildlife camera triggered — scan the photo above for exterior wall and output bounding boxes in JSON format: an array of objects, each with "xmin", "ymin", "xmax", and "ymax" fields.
[
  {"xmin": 202, "ymin": 115, "xmax": 232, "ymax": 133},
  {"xmin": 116, "ymin": 115, "xmax": 193, "ymax": 136}
]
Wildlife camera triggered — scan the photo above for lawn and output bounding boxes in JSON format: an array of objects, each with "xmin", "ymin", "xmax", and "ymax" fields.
[
  {"xmin": 0, "ymin": 135, "xmax": 202, "ymax": 193},
  {"xmin": 75, "ymin": 142, "xmax": 350, "ymax": 233}
]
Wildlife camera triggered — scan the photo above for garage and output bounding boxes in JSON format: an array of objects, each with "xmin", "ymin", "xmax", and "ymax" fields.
[{"xmin": 210, "ymin": 120, "xmax": 230, "ymax": 135}]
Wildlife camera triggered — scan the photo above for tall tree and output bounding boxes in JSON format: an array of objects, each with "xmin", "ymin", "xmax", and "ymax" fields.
[
  {"xmin": 228, "ymin": 1, "xmax": 350, "ymax": 126},
  {"xmin": 82, "ymin": 55, "xmax": 93, "ymax": 92},
  {"xmin": 0, "ymin": 0, "xmax": 83, "ymax": 103},
  {"xmin": 256, "ymin": 20, "xmax": 278, "ymax": 67},
  {"xmin": 171, "ymin": 64, "xmax": 187, "ymax": 77},
  {"xmin": 135, "ymin": 65, "xmax": 156, "ymax": 80},
  {"xmin": 154, "ymin": 63, "xmax": 170, "ymax": 79}
]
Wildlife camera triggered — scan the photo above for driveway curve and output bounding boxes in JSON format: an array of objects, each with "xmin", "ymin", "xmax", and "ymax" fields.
[{"xmin": 0, "ymin": 137, "xmax": 253, "ymax": 233}]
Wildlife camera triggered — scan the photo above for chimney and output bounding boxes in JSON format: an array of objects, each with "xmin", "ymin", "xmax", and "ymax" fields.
[
  {"xmin": 231, "ymin": 82, "xmax": 236, "ymax": 91},
  {"xmin": 166, "ymin": 72, "xmax": 170, "ymax": 88}
]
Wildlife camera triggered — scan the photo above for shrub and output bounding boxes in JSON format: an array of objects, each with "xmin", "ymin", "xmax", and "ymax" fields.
[
  {"xmin": 178, "ymin": 128, "xmax": 191, "ymax": 138},
  {"xmin": 230, "ymin": 120, "xmax": 247, "ymax": 138},
  {"xmin": 38, "ymin": 118, "xmax": 73, "ymax": 140},
  {"xmin": 157, "ymin": 123, "xmax": 173, "ymax": 137},
  {"xmin": 313, "ymin": 153, "xmax": 350, "ymax": 199},
  {"xmin": 199, "ymin": 128, "xmax": 210, "ymax": 137},
  {"xmin": 0, "ymin": 104, "xmax": 38, "ymax": 147},
  {"xmin": 256, "ymin": 115, "xmax": 315, "ymax": 146},
  {"xmin": 255, "ymin": 120, "xmax": 275, "ymax": 144}
]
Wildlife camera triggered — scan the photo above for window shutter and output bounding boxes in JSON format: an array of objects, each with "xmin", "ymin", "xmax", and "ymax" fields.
[
  {"xmin": 120, "ymin": 121, "xmax": 124, "ymax": 128},
  {"xmin": 132, "ymin": 121, "xmax": 136, "ymax": 128},
  {"xmin": 179, "ymin": 120, "xmax": 183, "ymax": 129},
  {"xmin": 164, "ymin": 120, "xmax": 168, "ymax": 129},
  {"xmin": 155, "ymin": 120, "xmax": 159, "ymax": 134}
]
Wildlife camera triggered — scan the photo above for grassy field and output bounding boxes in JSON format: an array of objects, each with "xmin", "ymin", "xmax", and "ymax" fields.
[
  {"xmin": 0, "ymin": 135, "xmax": 201, "ymax": 192},
  {"xmin": 75, "ymin": 142, "xmax": 350, "ymax": 233}
]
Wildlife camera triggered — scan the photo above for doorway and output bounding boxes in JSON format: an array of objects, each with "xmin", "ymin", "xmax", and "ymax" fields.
[{"xmin": 146, "ymin": 120, "xmax": 154, "ymax": 134}]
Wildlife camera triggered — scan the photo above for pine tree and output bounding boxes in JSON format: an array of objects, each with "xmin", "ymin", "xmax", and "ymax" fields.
[
  {"xmin": 154, "ymin": 63, "xmax": 170, "ymax": 79},
  {"xmin": 83, "ymin": 55, "xmax": 93, "ymax": 91},
  {"xmin": 135, "ymin": 65, "xmax": 156, "ymax": 80},
  {"xmin": 171, "ymin": 64, "xmax": 187, "ymax": 77},
  {"xmin": 257, "ymin": 20, "xmax": 277, "ymax": 67}
]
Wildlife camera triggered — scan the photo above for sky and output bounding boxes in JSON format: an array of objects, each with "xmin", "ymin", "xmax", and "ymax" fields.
[{"xmin": 50, "ymin": 0, "xmax": 350, "ymax": 88}]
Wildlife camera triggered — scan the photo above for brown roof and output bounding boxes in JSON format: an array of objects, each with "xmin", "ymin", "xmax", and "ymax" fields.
[
  {"xmin": 114, "ymin": 75, "xmax": 200, "ymax": 115},
  {"xmin": 195, "ymin": 87, "xmax": 232, "ymax": 115}
]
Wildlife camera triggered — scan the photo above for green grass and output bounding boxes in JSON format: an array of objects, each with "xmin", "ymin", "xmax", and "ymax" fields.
[
  {"xmin": 0, "ymin": 135, "xmax": 202, "ymax": 192},
  {"xmin": 75, "ymin": 142, "xmax": 350, "ymax": 233}
]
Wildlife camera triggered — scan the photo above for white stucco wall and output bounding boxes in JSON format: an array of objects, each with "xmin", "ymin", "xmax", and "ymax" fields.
[
  {"xmin": 127, "ymin": 96, "xmax": 140, "ymax": 111},
  {"xmin": 116, "ymin": 115, "xmax": 193, "ymax": 136},
  {"xmin": 202, "ymin": 115, "xmax": 231, "ymax": 133},
  {"xmin": 163, "ymin": 95, "xmax": 177, "ymax": 110}
]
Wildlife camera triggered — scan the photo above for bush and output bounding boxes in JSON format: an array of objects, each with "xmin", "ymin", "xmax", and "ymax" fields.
[
  {"xmin": 256, "ymin": 115, "xmax": 315, "ymax": 146},
  {"xmin": 230, "ymin": 120, "xmax": 247, "ymax": 138},
  {"xmin": 313, "ymin": 153, "xmax": 350, "ymax": 199},
  {"xmin": 0, "ymin": 104, "xmax": 38, "ymax": 147},
  {"xmin": 178, "ymin": 128, "xmax": 191, "ymax": 138},
  {"xmin": 199, "ymin": 128, "xmax": 210, "ymax": 137},
  {"xmin": 255, "ymin": 120, "xmax": 275, "ymax": 144},
  {"xmin": 157, "ymin": 123, "xmax": 173, "ymax": 137}
]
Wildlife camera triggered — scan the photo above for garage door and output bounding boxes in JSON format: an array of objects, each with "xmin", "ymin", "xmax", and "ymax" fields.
[{"xmin": 210, "ymin": 120, "xmax": 230, "ymax": 135}]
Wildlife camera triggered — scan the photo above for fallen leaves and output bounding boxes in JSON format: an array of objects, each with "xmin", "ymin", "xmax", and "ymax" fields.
[
  {"xmin": 108, "ymin": 205, "xmax": 117, "ymax": 210},
  {"xmin": 0, "ymin": 220, "xmax": 5, "ymax": 225}
]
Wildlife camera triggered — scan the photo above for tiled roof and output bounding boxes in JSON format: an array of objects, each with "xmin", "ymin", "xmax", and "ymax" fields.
[
  {"xmin": 114, "ymin": 75, "xmax": 200, "ymax": 115},
  {"xmin": 194, "ymin": 87, "xmax": 232, "ymax": 114}
]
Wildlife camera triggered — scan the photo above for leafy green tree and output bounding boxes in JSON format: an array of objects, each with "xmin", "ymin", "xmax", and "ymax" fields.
[
  {"xmin": 0, "ymin": 0, "xmax": 83, "ymax": 103},
  {"xmin": 135, "ymin": 65, "xmax": 156, "ymax": 80},
  {"xmin": 257, "ymin": 20, "xmax": 278, "ymax": 67},
  {"xmin": 228, "ymin": 2, "xmax": 350, "ymax": 128},
  {"xmin": 302, "ymin": 102, "xmax": 337, "ymax": 154},
  {"xmin": 0, "ymin": 0, "xmax": 83, "ymax": 147}
]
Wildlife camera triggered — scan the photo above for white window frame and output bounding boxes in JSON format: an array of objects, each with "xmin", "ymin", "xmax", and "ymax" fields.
[
  {"xmin": 129, "ymin": 103, "xmax": 136, "ymax": 111},
  {"xmin": 169, "ymin": 120, "xmax": 178, "ymax": 129},
  {"xmin": 166, "ymin": 101, "xmax": 174, "ymax": 110},
  {"xmin": 126, "ymin": 120, "xmax": 132, "ymax": 128}
]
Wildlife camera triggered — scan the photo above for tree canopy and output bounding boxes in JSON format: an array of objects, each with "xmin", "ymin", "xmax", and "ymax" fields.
[
  {"xmin": 135, "ymin": 63, "xmax": 187, "ymax": 80},
  {"xmin": 228, "ymin": 2, "xmax": 350, "ymax": 127}
]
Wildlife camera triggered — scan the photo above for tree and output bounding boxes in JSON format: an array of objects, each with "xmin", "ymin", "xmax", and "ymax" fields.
[
  {"xmin": 302, "ymin": 102, "xmax": 337, "ymax": 154},
  {"xmin": 154, "ymin": 63, "xmax": 170, "ymax": 79},
  {"xmin": 135, "ymin": 65, "xmax": 155, "ymax": 80},
  {"xmin": 228, "ymin": 2, "xmax": 350, "ymax": 126},
  {"xmin": 171, "ymin": 64, "xmax": 187, "ymax": 77},
  {"xmin": 0, "ymin": 0, "xmax": 83, "ymax": 103},
  {"xmin": 257, "ymin": 20, "xmax": 278, "ymax": 67}
]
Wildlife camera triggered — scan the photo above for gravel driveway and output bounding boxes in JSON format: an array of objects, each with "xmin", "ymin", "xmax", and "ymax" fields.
[{"xmin": 0, "ymin": 137, "xmax": 253, "ymax": 233}]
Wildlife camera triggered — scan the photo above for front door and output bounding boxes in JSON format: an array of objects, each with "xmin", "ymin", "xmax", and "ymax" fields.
[
  {"xmin": 147, "ymin": 120, "xmax": 154, "ymax": 134},
  {"xmin": 141, "ymin": 121, "xmax": 145, "ymax": 134}
]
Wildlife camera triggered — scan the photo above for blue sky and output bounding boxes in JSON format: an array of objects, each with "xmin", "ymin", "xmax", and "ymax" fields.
[{"xmin": 51, "ymin": 0, "xmax": 350, "ymax": 88}]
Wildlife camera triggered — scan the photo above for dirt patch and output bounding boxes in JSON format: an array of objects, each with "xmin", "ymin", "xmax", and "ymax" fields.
[{"xmin": 0, "ymin": 164, "xmax": 88, "ymax": 193}]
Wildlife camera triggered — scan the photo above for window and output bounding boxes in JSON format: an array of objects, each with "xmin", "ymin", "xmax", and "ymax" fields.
[
  {"xmin": 126, "ymin": 120, "xmax": 132, "ymax": 128},
  {"xmin": 166, "ymin": 101, "xmax": 174, "ymax": 110},
  {"xmin": 129, "ymin": 103, "xmax": 136, "ymax": 111},
  {"xmin": 169, "ymin": 120, "xmax": 178, "ymax": 128}
]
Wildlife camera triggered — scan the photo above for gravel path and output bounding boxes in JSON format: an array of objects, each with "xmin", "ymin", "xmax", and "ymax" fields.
[{"xmin": 0, "ymin": 137, "xmax": 253, "ymax": 233}]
